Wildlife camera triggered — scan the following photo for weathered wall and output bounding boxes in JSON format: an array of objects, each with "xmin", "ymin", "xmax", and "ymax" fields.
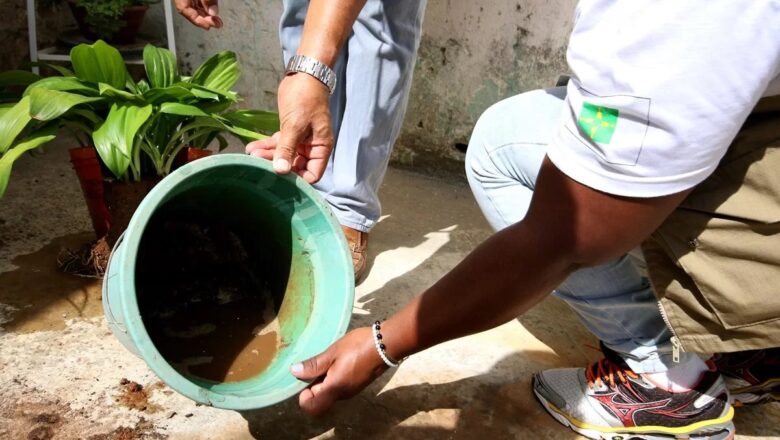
[
  {"xmin": 397, "ymin": 0, "xmax": 576, "ymax": 174},
  {"xmin": 171, "ymin": 0, "xmax": 578, "ymax": 176},
  {"xmin": 5, "ymin": 0, "xmax": 577, "ymax": 176},
  {"xmin": 168, "ymin": 0, "xmax": 283, "ymax": 110}
]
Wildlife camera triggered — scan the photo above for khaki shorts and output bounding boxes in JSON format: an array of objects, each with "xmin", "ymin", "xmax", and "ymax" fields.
[{"xmin": 643, "ymin": 99, "xmax": 780, "ymax": 354}]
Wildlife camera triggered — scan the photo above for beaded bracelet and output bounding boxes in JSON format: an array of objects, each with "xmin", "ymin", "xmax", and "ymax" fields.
[{"xmin": 372, "ymin": 320, "xmax": 403, "ymax": 368}]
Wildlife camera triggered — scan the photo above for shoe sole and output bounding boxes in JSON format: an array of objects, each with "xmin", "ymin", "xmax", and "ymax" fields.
[
  {"xmin": 730, "ymin": 378, "xmax": 780, "ymax": 406},
  {"xmin": 532, "ymin": 377, "xmax": 736, "ymax": 440}
]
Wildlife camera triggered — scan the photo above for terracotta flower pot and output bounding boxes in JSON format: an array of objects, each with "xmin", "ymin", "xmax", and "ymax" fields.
[
  {"xmin": 69, "ymin": 147, "xmax": 111, "ymax": 238},
  {"xmin": 103, "ymin": 178, "xmax": 161, "ymax": 247},
  {"xmin": 174, "ymin": 147, "xmax": 214, "ymax": 168},
  {"xmin": 103, "ymin": 148, "xmax": 212, "ymax": 246},
  {"xmin": 67, "ymin": 0, "xmax": 149, "ymax": 45},
  {"xmin": 71, "ymin": 146, "xmax": 211, "ymax": 245}
]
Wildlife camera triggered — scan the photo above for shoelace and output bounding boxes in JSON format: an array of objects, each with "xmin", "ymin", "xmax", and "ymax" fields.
[{"xmin": 586, "ymin": 358, "xmax": 640, "ymax": 389}]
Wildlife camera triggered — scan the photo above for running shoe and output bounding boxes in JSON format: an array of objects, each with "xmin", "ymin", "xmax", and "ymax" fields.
[
  {"xmin": 533, "ymin": 355, "xmax": 735, "ymax": 440},
  {"xmin": 713, "ymin": 348, "xmax": 780, "ymax": 406}
]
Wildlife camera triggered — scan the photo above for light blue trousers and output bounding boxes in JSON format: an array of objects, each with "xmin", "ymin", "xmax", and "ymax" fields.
[
  {"xmin": 465, "ymin": 88, "xmax": 697, "ymax": 373},
  {"xmin": 280, "ymin": 0, "xmax": 427, "ymax": 232}
]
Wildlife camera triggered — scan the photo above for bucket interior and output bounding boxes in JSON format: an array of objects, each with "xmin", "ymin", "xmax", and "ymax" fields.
[{"xmin": 131, "ymin": 162, "xmax": 346, "ymax": 399}]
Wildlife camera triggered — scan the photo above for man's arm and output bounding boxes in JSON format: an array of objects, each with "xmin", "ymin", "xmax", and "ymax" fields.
[
  {"xmin": 246, "ymin": 0, "xmax": 367, "ymax": 183},
  {"xmin": 382, "ymin": 158, "xmax": 688, "ymax": 353},
  {"xmin": 290, "ymin": 157, "xmax": 689, "ymax": 416}
]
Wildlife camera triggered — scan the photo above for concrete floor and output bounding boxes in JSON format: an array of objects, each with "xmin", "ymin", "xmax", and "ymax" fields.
[{"xmin": 1, "ymin": 139, "xmax": 779, "ymax": 439}]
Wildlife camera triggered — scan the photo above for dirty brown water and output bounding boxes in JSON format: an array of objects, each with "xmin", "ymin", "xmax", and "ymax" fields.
[
  {"xmin": 144, "ymin": 287, "xmax": 281, "ymax": 383},
  {"xmin": 136, "ymin": 214, "xmax": 285, "ymax": 383},
  {"xmin": 0, "ymin": 232, "xmax": 102, "ymax": 333}
]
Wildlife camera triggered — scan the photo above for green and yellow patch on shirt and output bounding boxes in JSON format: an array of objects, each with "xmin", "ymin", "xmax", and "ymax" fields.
[{"xmin": 577, "ymin": 102, "xmax": 619, "ymax": 144}]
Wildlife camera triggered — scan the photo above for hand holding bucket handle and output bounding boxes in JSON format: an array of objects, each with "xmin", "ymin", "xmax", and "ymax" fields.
[
  {"xmin": 290, "ymin": 327, "xmax": 387, "ymax": 416},
  {"xmin": 246, "ymin": 73, "xmax": 334, "ymax": 184}
]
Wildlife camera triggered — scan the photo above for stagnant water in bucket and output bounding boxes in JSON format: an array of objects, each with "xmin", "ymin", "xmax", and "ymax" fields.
[{"xmin": 135, "ymin": 210, "xmax": 285, "ymax": 383}]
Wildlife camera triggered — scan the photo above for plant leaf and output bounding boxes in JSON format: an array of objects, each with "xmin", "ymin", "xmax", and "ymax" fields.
[
  {"xmin": 215, "ymin": 118, "xmax": 267, "ymax": 141},
  {"xmin": 143, "ymin": 45, "xmax": 178, "ymax": 89},
  {"xmin": 198, "ymin": 100, "xmax": 234, "ymax": 114},
  {"xmin": 190, "ymin": 84, "xmax": 239, "ymax": 103},
  {"xmin": 24, "ymin": 76, "xmax": 99, "ymax": 97},
  {"xmin": 137, "ymin": 79, "xmax": 151, "ymax": 93},
  {"xmin": 189, "ymin": 51, "xmax": 240, "ymax": 92},
  {"xmin": 126, "ymin": 77, "xmax": 140, "ymax": 95},
  {"xmin": 68, "ymin": 108, "xmax": 103, "ymax": 125},
  {"xmin": 0, "ymin": 126, "xmax": 57, "ymax": 198},
  {"xmin": 93, "ymin": 103, "xmax": 153, "ymax": 179},
  {"xmin": 189, "ymin": 86, "xmax": 221, "ymax": 101},
  {"xmin": 215, "ymin": 134, "xmax": 229, "ymax": 151},
  {"xmin": 160, "ymin": 102, "xmax": 208, "ymax": 117},
  {"xmin": 222, "ymin": 110, "xmax": 280, "ymax": 134},
  {"xmin": 70, "ymin": 40, "xmax": 128, "ymax": 89},
  {"xmin": 29, "ymin": 88, "xmax": 103, "ymax": 121},
  {"xmin": 143, "ymin": 86, "xmax": 194, "ymax": 104},
  {"xmin": 0, "ymin": 71, "xmax": 42, "ymax": 88},
  {"xmin": 0, "ymin": 96, "xmax": 32, "ymax": 155},
  {"xmin": 30, "ymin": 62, "xmax": 76, "ymax": 77},
  {"xmin": 0, "ymin": 103, "xmax": 13, "ymax": 118},
  {"xmin": 181, "ymin": 116, "xmax": 267, "ymax": 141},
  {"xmin": 98, "ymin": 83, "xmax": 143, "ymax": 102}
]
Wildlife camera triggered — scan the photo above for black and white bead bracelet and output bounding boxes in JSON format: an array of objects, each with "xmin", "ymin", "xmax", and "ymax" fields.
[{"xmin": 372, "ymin": 321, "xmax": 403, "ymax": 368}]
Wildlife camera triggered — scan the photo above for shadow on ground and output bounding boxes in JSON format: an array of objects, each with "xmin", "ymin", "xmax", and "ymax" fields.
[
  {"xmin": 241, "ymin": 351, "xmax": 581, "ymax": 440},
  {"xmin": 241, "ymin": 180, "xmax": 583, "ymax": 439}
]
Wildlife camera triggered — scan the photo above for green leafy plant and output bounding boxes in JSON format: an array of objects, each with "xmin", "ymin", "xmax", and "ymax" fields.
[
  {"xmin": 0, "ymin": 40, "xmax": 279, "ymax": 198},
  {"xmin": 74, "ymin": 0, "xmax": 154, "ymax": 40}
]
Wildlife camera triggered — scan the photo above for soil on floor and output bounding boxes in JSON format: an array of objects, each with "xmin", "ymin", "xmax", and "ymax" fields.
[{"xmin": 116, "ymin": 379, "xmax": 164, "ymax": 413}]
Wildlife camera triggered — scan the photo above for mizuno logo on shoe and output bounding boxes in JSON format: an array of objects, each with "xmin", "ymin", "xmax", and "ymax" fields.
[{"xmin": 592, "ymin": 392, "xmax": 671, "ymax": 426}]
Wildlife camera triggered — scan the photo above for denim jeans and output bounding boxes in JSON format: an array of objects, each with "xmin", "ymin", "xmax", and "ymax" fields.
[
  {"xmin": 465, "ymin": 87, "xmax": 698, "ymax": 373},
  {"xmin": 280, "ymin": 0, "xmax": 426, "ymax": 232}
]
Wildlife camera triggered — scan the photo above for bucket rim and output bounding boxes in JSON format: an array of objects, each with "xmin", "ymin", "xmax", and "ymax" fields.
[{"xmin": 115, "ymin": 153, "xmax": 354, "ymax": 409}]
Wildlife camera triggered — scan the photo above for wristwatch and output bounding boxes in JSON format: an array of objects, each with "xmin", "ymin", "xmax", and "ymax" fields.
[{"xmin": 285, "ymin": 54, "xmax": 337, "ymax": 95}]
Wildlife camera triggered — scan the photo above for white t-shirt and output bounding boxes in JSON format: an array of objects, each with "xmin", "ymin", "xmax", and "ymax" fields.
[{"xmin": 547, "ymin": 0, "xmax": 780, "ymax": 198}]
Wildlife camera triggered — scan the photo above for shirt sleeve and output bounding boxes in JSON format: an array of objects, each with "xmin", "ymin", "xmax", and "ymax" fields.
[{"xmin": 547, "ymin": 0, "xmax": 780, "ymax": 198}]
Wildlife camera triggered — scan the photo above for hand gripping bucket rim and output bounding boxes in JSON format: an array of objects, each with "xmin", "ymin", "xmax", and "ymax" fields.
[{"xmin": 102, "ymin": 153, "xmax": 354, "ymax": 410}]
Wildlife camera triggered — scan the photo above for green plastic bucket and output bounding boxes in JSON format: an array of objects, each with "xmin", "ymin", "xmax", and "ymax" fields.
[{"xmin": 102, "ymin": 154, "xmax": 354, "ymax": 410}]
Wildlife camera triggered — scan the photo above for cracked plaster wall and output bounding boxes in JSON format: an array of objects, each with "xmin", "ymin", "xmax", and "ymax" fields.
[{"xmin": 399, "ymin": 0, "xmax": 577, "ymax": 175}]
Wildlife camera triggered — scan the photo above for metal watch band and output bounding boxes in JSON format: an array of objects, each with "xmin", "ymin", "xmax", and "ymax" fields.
[{"xmin": 285, "ymin": 54, "xmax": 337, "ymax": 95}]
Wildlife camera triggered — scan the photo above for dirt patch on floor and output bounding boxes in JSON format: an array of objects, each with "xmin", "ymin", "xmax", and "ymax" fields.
[
  {"xmin": 24, "ymin": 412, "xmax": 62, "ymax": 440},
  {"xmin": 86, "ymin": 417, "xmax": 166, "ymax": 440},
  {"xmin": 0, "ymin": 232, "xmax": 102, "ymax": 333},
  {"xmin": 0, "ymin": 388, "xmax": 168, "ymax": 440},
  {"xmin": 1, "ymin": 394, "xmax": 75, "ymax": 439},
  {"xmin": 116, "ymin": 379, "xmax": 164, "ymax": 413}
]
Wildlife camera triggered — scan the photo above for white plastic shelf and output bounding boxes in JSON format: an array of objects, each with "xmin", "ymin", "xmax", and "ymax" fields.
[{"xmin": 26, "ymin": 0, "xmax": 177, "ymax": 73}]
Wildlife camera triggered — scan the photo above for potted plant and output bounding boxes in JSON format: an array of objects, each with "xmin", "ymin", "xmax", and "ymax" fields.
[
  {"xmin": 67, "ymin": 0, "xmax": 156, "ymax": 44},
  {"xmin": 0, "ymin": 40, "xmax": 279, "ymax": 270}
]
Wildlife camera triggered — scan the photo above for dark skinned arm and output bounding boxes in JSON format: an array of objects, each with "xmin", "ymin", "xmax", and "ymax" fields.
[{"xmin": 290, "ymin": 157, "xmax": 690, "ymax": 416}]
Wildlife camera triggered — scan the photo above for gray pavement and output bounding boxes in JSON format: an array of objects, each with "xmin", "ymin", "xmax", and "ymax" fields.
[{"xmin": 1, "ymin": 139, "xmax": 778, "ymax": 439}]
